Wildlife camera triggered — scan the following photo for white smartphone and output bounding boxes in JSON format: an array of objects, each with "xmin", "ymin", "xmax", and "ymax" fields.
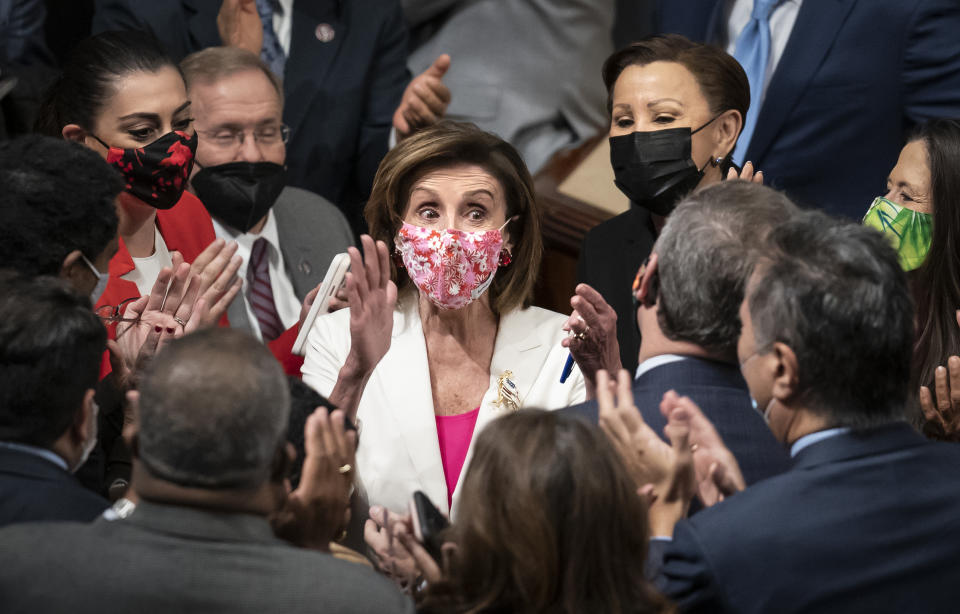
[{"xmin": 291, "ymin": 252, "xmax": 350, "ymax": 356}]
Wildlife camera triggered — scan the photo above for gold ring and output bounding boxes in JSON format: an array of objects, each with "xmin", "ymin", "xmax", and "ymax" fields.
[
  {"xmin": 338, "ymin": 464, "xmax": 352, "ymax": 474},
  {"xmin": 690, "ymin": 443, "xmax": 699, "ymax": 452},
  {"xmin": 574, "ymin": 332, "xmax": 587, "ymax": 341},
  {"xmin": 173, "ymin": 316, "xmax": 187, "ymax": 328}
]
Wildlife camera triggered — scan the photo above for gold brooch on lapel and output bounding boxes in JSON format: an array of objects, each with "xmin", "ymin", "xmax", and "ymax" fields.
[{"xmin": 493, "ymin": 370, "xmax": 520, "ymax": 412}]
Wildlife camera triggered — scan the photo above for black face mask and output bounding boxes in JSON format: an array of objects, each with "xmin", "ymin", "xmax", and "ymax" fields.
[
  {"xmin": 191, "ymin": 161, "xmax": 287, "ymax": 232},
  {"xmin": 609, "ymin": 116, "xmax": 720, "ymax": 217}
]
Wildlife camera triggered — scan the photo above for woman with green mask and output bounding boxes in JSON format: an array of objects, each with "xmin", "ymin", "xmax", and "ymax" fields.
[{"xmin": 864, "ymin": 119, "xmax": 960, "ymax": 438}]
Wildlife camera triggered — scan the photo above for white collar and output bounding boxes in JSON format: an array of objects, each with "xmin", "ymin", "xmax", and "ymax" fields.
[
  {"xmin": 790, "ymin": 427, "xmax": 852, "ymax": 457},
  {"xmin": 211, "ymin": 209, "xmax": 282, "ymax": 255},
  {"xmin": 635, "ymin": 354, "xmax": 689, "ymax": 380}
]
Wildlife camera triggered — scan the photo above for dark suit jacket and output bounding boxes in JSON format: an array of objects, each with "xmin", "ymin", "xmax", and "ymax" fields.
[
  {"xmin": 0, "ymin": 445, "xmax": 108, "ymax": 528},
  {"xmin": 577, "ymin": 205, "xmax": 657, "ymax": 375},
  {"xmin": 651, "ymin": 423, "xmax": 960, "ymax": 613},
  {"xmin": 0, "ymin": 500, "xmax": 414, "ymax": 613},
  {"xmin": 92, "ymin": 0, "xmax": 410, "ymax": 225},
  {"xmin": 561, "ymin": 356, "xmax": 789, "ymax": 487},
  {"xmin": 656, "ymin": 0, "xmax": 960, "ymax": 219}
]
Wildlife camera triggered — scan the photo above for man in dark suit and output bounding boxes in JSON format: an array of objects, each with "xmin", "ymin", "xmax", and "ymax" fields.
[
  {"xmin": 564, "ymin": 181, "xmax": 792, "ymax": 488},
  {"xmin": 656, "ymin": 0, "xmax": 960, "ymax": 219},
  {"xmin": 93, "ymin": 0, "xmax": 411, "ymax": 228},
  {"xmin": 0, "ymin": 329, "xmax": 413, "ymax": 613},
  {"xmin": 649, "ymin": 210, "xmax": 960, "ymax": 613},
  {"xmin": 0, "ymin": 274, "xmax": 109, "ymax": 527}
]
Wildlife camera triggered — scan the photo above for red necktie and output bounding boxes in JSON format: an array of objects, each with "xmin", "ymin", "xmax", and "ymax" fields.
[{"xmin": 247, "ymin": 237, "xmax": 284, "ymax": 341}]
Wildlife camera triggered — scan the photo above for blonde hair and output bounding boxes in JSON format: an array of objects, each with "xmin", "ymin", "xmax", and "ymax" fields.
[{"xmin": 365, "ymin": 121, "xmax": 543, "ymax": 314}]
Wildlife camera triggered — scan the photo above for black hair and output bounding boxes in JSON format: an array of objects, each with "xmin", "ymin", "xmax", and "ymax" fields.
[
  {"xmin": 749, "ymin": 210, "xmax": 914, "ymax": 427},
  {"xmin": 910, "ymin": 119, "xmax": 960, "ymax": 404},
  {"xmin": 286, "ymin": 377, "xmax": 356, "ymax": 489},
  {"xmin": 0, "ymin": 272, "xmax": 106, "ymax": 447},
  {"xmin": 36, "ymin": 30, "xmax": 178, "ymax": 137},
  {"xmin": 0, "ymin": 135, "xmax": 121, "ymax": 275}
]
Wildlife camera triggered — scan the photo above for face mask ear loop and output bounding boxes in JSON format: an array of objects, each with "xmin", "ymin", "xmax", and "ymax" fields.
[
  {"xmin": 498, "ymin": 215, "xmax": 520, "ymax": 233},
  {"xmin": 88, "ymin": 133, "xmax": 113, "ymax": 150},
  {"xmin": 691, "ymin": 111, "xmax": 726, "ymax": 135}
]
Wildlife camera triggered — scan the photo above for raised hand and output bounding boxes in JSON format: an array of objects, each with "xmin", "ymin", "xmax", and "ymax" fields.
[
  {"xmin": 173, "ymin": 239, "xmax": 243, "ymax": 328},
  {"xmin": 920, "ymin": 355, "xmax": 960, "ymax": 441},
  {"xmin": 726, "ymin": 160, "xmax": 764, "ymax": 184},
  {"xmin": 562, "ymin": 283, "xmax": 622, "ymax": 395},
  {"xmin": 217, "ymin": 0, "xmax": 263, "ymax": 54},
  {"xmin": 660, "ymin": 390, "xmax": 746, "ymax": 506},
  {"xmin": 597, "ymin": 369, "xmax": 674, "ymax": 492},
  {"xmin": 393, "ymin": 54, "xmax": 452, "ymax": 138},
  {"xmin": 271, "ymin": 408, "xmax": 357, "ymax": 550},
  {"xmin": 364, "ymin": 507, "xmax": 421, "ymax": 590}
]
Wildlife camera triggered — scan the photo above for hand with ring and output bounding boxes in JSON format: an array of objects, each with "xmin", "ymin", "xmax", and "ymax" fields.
[{"xmin": 562, "ymin": 283, "xmax": 623, "ymax": 398}]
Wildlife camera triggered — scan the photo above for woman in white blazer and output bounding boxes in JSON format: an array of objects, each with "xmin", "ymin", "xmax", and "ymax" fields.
[{"xmin": 302, "ymin": 122, "xmax": 586, "ymax": 516}]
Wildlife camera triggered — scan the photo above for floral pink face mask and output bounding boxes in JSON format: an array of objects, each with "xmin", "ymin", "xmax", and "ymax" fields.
[{"xmin": 396, "ymin": 218, "xmax": 513, "ymax": 310}]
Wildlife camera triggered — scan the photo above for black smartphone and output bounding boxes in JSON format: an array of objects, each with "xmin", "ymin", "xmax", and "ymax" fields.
[{"xmin": 409, "ymin": 490, "xmax": 450, "ymax": 561}]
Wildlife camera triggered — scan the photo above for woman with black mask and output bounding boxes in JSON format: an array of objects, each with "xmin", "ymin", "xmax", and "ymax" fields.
[
  {"xmin": 572, "ymin": 35, "xmax": 754, "ymax": 375},
  {"xmin": 37, "ymin": 30, "xmax": 242, "ymax": 331}
]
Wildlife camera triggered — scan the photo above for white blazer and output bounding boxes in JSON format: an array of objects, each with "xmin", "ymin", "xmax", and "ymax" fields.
[{"xmin": 301, "ymin": 297, "xmax": 586, "ymax": 516}]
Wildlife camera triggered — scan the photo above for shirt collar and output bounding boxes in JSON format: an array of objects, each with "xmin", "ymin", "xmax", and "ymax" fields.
[
  {"xmin": 211, "ymin": 209, "xmax": 282, "ymax": 254},
  {"xmin": 635, "ymin": 354, "xmax": 689, "ymax": 380},
  {"xmin": 790, "ymin": 427, "xmax": 852, "ymax": 458},
  {"xmin": 0, "ymin": 441, "xmax": 69, "ymax": 471}
]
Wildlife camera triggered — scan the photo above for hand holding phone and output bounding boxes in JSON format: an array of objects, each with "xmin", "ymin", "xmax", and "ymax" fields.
[
  {"xmin": 292, "ymin": 253, "xmax": 350, "ymax": 355},
  {"xmin": 409, "ymin": 490, "xmax": 450, "ymax": 562}
]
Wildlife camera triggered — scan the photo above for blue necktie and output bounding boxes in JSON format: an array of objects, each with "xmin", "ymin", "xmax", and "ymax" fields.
[
  {"xmin": 256, "ymin": 0, "xmax": 286, "ymax": 78},
  {"xmin": 732, "ymin": 0, "xmax": 779, "ymax": 165}
]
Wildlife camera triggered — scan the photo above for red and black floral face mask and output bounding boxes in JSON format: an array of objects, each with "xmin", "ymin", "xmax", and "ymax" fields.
[{"xmin": 92, "ymin": 130, "xmax": 197, "ymax": 210}]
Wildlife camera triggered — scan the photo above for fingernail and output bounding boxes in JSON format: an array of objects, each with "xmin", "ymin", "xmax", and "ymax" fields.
[
  {"xmin": 154, "ymin": 326, "xmax": 162, "ymax": 333},
  {"xmin": 166, "ymin": 327, "xmax": 175, "ymax": 334}
]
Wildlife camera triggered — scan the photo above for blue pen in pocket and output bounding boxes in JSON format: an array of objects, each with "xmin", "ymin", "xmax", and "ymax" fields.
[{"xmin": 559, "ymin": 353, "xmax": 575, "ymax": 384}]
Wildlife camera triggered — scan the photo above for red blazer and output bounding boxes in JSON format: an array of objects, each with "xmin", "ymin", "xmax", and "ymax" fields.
[{"xmin": 97, "ymin": 191, "xmax": 303, "ymax": 377}]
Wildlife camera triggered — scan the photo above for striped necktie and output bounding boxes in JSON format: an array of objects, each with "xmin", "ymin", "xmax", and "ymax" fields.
[
  {"xmin": 256, "ymin": 0, "xmax": 286, "ymax": 78},
  {"xmin": 247, "ymin": 237, "xmax": 284, "ymax": 341},
  {"xmin": 732, "ymin": 0, "xmax": 780, "ymax": 165}
]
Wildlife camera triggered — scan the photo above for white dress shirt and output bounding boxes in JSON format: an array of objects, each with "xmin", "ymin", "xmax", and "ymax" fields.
[
  {"xmin": 635, "ymin": 354, "xmax": 689, "ymax": 380},
  {"xmin": 211, "ymin": 211, "xmax": 300, "ymax": 341},
  {"xmin": 121, "ymin": 226, "xmax": 173, "ymax": 296},
  {"xmin": 725, "ymin": 0, "xmax": 803, "ymax": 104},
  {"xmin": 273, "ymin": 0, "xmax": 294, "ymax": 56}
]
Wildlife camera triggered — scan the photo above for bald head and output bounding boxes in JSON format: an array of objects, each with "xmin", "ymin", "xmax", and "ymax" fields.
[{"xmin": 136, "ymin": 329, "xmax": 290, "ymax": 490}]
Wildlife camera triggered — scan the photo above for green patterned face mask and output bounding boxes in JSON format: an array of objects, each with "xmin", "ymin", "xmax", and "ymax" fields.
[{"xmin": 863, "ymin": 196, "xmax": 933, "ymax": 271}]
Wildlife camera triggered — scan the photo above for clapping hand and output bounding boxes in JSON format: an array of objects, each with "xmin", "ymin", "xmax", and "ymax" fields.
[
  {"xmin": 393, "ymin": 54, "xmax": 451, "ymax": 138},
  {"xmin": 365, "ymin": 506, "xmax": 446, "ymax": 591},
  {"xmin": 563, "ymin": 284, "xmax": 622, "ymax": 396},
  {"xmin": 660, "ymin": 390, "xmax": 746, "ymax": 506},
  {"xmin": 271, "ymin": 408, "xmax": 357, "ymax": 550},
  {"xmin": 727, "ymin": 160, "xmax": 764, "ymax": 183},
  {"xmin": 171, "ymin": 238, "xmax": 243, "ymax": 328}
]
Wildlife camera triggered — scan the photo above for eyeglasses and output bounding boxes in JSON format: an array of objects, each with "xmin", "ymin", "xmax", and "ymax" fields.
[
  {"xmin": 197, "ymin": 124, "xmax": 291, "ymax": 150},
  {"xmin": 95, "ymin": 297, "xmax": 140, "ymax": 324}
]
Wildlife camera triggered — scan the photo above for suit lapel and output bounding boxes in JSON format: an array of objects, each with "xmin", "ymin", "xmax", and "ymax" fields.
[
  {"xmin": 449, "ymin": 309, "xmax": 545, "ymax": 514},
  {"xmin": 746, "ymin": 0, "xmax": 858, "ymax": 163},
  {"xmin": 284, "ymin": 0, "xmax": 345, "ymax": 136}
]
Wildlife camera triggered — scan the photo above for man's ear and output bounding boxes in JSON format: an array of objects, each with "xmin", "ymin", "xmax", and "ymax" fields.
[
  {"xmin": 60, "ymin": 249, "xmax": 88, "ymax": 286},
  {"xmin": 123, "ymin": 390, "xmax": 140, "ymax": 454},
  {"xmin": 270, "ymin": 441, "xmax": 296, "ymax": 483},
  {"xmin": 62, "ymin": 124, "xmax": 89, "ymax": 145},
  {"xmin": 73, "ymin": 389, "xmax": 97, "ymax": 443},
  {"xmin": 770, "ymin": 342, "xmax": 800, "ymax": 404},
  {"xmin": 636, "ymin": 252, "xmax": 660, "ymax": 307},
  {"xmin": 712, "ymin": 109, "xmax": 743, "ymax": 161}
]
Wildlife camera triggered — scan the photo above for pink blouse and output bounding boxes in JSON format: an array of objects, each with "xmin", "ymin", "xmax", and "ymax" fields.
[{"xmin": 435, "ymin": 407, "xmax": 481, "ymax": 508}]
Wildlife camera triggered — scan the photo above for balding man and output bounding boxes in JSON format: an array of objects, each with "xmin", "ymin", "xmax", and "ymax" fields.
[{"xmin": 0, "ymin": 329, "xmax": 413, "ymax": 613}]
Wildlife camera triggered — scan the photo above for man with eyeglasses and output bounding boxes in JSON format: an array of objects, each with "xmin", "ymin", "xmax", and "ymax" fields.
[{"xmin": 182, "ymin": 46, "xmax": 354, "ymax": 359}]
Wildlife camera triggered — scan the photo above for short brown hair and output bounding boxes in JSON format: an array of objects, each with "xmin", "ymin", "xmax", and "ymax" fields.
[
  {"xmin": 180, "ymin": 46, "xmax": 283, "ymax": 107},
  {"xmin": 365, "ymin": 121, "xmax": 543, "ymax": 314},
  {"xmin": 603, "ymin": 34, "xmax": 750, "ymax": 130}
]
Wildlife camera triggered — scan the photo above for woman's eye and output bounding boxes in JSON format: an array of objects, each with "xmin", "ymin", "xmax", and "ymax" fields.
[
  {"xmin": 615, "ymin": 117, "xmax": 633, "ymax": 128},
  {"xmin": 174, "ymin": 117, "xmax": 194, "ymax": 130},
  {"xmin": 418, "ymin": 207, "xmax": 439, "ymax": 219},
  {"xmin": 653, "ymin": 115, "xmax": 675, "ymax": 124},
  {"xmin": 128, "ymin": 128, "xmax": 153, "ymax": 141},
  {"xmin": 901, "ymin": 192, "xmax": 914, "ymax": 202}
]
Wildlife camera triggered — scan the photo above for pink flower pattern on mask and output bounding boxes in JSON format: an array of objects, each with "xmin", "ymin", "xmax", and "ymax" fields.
[{"xmin": 397, "ymin": 222, "xmax": 504, "ymax": 310}]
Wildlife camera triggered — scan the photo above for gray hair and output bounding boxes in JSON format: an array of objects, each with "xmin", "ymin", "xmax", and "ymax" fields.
[
  {"xmin": 748, "ymin": 210, "xmax": 914, "ymax": 427},
  {"xmin": 137, "ymin": 329, "xmax": 290, "ymax": 489},
  {"xmin": 653, "ymin": 181, "xmax": 799, "ymax": 360},
  {"xmin": 180, "ymin": 46, "xmax": 284, "ymax": 107}
]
